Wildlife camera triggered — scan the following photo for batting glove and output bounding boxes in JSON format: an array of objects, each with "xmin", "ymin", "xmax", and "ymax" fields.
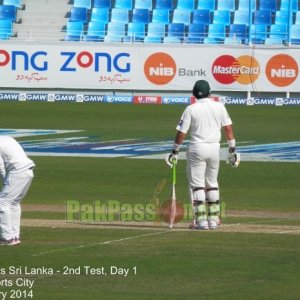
[
  {"xmin": 227, "ymin": 147, "xmax": 241, "ymax": 168},
  {"xmin": 165, "ymin": 150, "xmax": 178, "ymax": 168}
]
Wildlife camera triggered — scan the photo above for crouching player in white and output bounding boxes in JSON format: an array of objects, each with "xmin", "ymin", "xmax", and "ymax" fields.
[
  {"xmin": 166, "ymin": 80, "xmax": 240, "ymax": 230},
  {"xmin": 0, "ymin": 136, "xmax": 35, "ymax": 245}
]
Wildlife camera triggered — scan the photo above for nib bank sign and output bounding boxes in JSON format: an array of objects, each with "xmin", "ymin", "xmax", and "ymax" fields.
[{"xmin": 0, "ymin": 49, "xmax": 130, "ymax": 72}]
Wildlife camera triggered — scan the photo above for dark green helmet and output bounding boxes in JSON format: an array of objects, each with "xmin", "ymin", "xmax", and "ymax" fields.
[{"xmin": 192, "ymin": 80, "xmax": 211, "ymax": 99}]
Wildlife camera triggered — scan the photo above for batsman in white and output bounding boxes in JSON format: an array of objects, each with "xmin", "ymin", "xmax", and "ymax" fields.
[
  {"xmin": 0, "ymin": 136, "xmax": 35, "ymax": 245},
  {"xmin": 166, "ymin": 80, "xmax": 240, "ymax": 230}
]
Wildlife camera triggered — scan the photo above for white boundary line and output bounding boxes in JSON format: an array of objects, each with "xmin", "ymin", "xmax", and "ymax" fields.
[{"xmin": 33, "ymin": 230, "xmax": 171, "ymax": 257}]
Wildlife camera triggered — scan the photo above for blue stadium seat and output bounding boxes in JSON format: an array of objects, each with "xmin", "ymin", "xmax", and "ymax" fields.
[
  {"xmin": 197, "ymin": 0, "xmax": 215, "ymax": 12},
  {"xmin": 229, "ymin": 23, "xmax": 247, "ymax": 43},
  {"xmin": 155, "ymin": 0, "xmax": 173, "ymax": 10},
  {"xmin": 3, "ymin": 0, "xmax": 22, "ymax": 9},
  {"xmin": 250, "ymin": 24, "xmax": 267, "ymax": 44},
  {"xmin": 126, "ymin": 22, "xmax": 146, "ymax": 41},
  {"xmin": 70, "ymin": 7, "xmax": 88, "ymax": 23},
  {"xmin": 163, "ymin": 36, "xmax": 182, "ymax": 43},
  {"xmin": 259, "ymin": 0, "xmax": 277, "ymax": 12},
  {"xmin": 274, "ymin": 10, "xmax": 290, "ymax": 25},
  {"xmin": 295, "ymin": 11, "xmax": 300, "ymax": 24},
  {"xmin": 186, "ymin": 23, "xmax": 206, "ymax": 43},
  {"xmin": 132, "ymin": 8, "xmax": 149, "ymax": 23},
  {"xmin": 217, "ymin": 0, "xmax": 235, "ymax": 12},
  {"xmin": 152, "ymin": 9, "xmax": 170, "ymax": 24},
  {"xmin": 64, "ymin": 21, "xmax": 84, "ymax": 41},
  {"xmin": 91, "ymin": 8, "xmax": 109, "ymax": 23},
  {"xmin": 176, "ymin": 0, "xmax": 195, "ymax": 11},
  {"xmin": 134, "ymin": 0, "xmax": 152, "ymax": 10},
  {"xmin": 172, "ymin": 9, "xmax": 191, "ymax": 25},
  {"xmin": 238, "ymin": 0, "xmax": 256, "ymax": 11},
  {"xmin": 83, "ymin": 21, "xmax": 106, "ymax": 41},
  {"xmin": 291, "ymin": 24, "xmax": 300, "ymax": 44},
  {"xmin": 192, "ymin": 9, "xmax": 210, "ymax": 25},
  {"xmin": 268, "ymin": 24, "xmax": 288, "ymax": 41},
  {"xmin": 144, "ymin": 22, "xmax": 165, "ymax": 42},
  {"xmin": 224, "ymin": 37, "xmax": 242, "ymax": 44},
  {"xmin": 253, "ymin": 10, "xmax": 272, "ymax": 26},
  {"xmin": 114, "ymin": 0, "xmax": 133, "ymax": 9},
  {"xmin": 234, "ymin": 9, "xmax": 250, "ymax": 25},
  {"xmin": 105, "ymin": 22, "xmax": 126, "ymax": 42},
  {"xmin": 265, "ymin": 37, "xmax": 284, "ymax": 44},
  {"xmin": 213, "ymin": 10, "xmax": 231, "ymax": 26},
  {"xmin": 74, "ymin": 0, "xmax": 92, "ymax": 9},
  {"xmin": 0, "ymin": 5, "xmax": 16, "ymax": 21},
  {"xmin": 0, "ymin": 19, "xmax": 12, "ymax": 39},
  {"xmin": 167, "ymin": 23, "xmax": 185, "ymax": 40},
  {"xmin": 204, "ymin": 23, "xmax": 225, "ymax": 43},
  {"xmin": 93, "ymin": 0, "xmax": 111, "ymax": 9},
  {"xmin": 280, "ymin": 0, "xmax": 298, "ymax": 12},
  {"xmin": 111, "ymin": 8, "xmax": 129, "ymax": 24}
]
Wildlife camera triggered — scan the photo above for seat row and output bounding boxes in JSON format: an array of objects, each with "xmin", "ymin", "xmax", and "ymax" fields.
[
  {"xmin": 64, "ymin": 20, "xmax": 300, "ymax": 45},
  {"xmin": 73, "ymin": 0, "xmax": 299, "ymax": 13}
]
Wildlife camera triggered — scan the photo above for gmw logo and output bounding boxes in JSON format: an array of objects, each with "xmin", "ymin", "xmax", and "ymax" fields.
[
  {"xmin": 212, "ymin": 55, "xmax": 260, "ymax": 85},
  {"xmin": 144, "ymin": 52, "xmax": 176, "ymax": 85}
]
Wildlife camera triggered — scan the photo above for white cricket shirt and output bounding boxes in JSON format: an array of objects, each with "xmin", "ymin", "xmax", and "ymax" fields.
[
  {"xmin": 176, "ymin": 98, "xmax": 232, "ymax": 144},
  {"xmin": 0, "ymin": 136, "xmax": 35, "ymax": 175}
]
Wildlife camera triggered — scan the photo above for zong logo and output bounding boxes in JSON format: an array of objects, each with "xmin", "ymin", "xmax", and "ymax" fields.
[{"xmin": 144, "ymin": 52, "xmax": 176, "ymax": 85}]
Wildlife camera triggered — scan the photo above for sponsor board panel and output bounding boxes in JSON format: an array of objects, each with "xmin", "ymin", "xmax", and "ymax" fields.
[{"xmin": 1, "ymin": 44, "xmax": 300, "ymax": 91}]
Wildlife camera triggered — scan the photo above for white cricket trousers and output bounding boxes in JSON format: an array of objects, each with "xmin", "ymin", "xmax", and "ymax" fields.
[
  {"xmin": 0, "ymin": 169, "xmax": 34, "ymax": 240},
  {"xmin": 186, "ymin": 143, "xmax": 220, "ymax": 199}
]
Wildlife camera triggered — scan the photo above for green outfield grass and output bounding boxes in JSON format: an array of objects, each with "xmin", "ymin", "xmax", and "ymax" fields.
[{"xmin": 0, "ymin": 102, "xmax": 299, "ymax": 300}]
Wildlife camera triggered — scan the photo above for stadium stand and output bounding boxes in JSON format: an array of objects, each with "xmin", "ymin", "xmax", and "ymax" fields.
[{"xmin": 2, "ymin": 0, "xmax": 300, "ymax": 45}]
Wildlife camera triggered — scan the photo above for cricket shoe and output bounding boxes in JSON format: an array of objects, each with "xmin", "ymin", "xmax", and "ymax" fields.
[
  {"xmin": 195, "ymin": 220, "xmax": 209, "ymax": 230},
  {"xmin": 208, "ymin": 220, "xmax": 219, "ymax": 230},
  {"xmin": 0, "ymin": 238, "xmax": 21, "ymax": 246},
  {"xmin": 14, "ymin": 238, "xmax": 21, "ymax": 245}
]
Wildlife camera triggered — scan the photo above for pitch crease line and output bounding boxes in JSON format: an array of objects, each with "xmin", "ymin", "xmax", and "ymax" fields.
[{"xmin": 33, "ymin": 230, "xmax": 170, "ymax": 257}]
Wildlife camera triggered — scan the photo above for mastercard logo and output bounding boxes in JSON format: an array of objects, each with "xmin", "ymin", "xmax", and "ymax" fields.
[
  {"xmin": 144, "ymin": 52, "xmax": 176, "ymax": 85},
  {"xmin": 212, "ymin": 55, "xmax": 260, "ymax": 85},
  {"xmin": 265, "ymin": 54, "xmax": 298, "ymax": 87}
]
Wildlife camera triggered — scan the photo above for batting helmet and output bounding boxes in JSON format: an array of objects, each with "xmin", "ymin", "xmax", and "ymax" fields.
[{"xmin": 192, "ymin": 80, "xmax": 211, "ymax": 99}]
